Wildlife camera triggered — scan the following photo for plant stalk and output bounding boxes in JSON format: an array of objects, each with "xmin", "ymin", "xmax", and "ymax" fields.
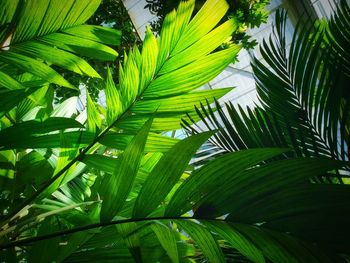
[{"xmin": 0, "ymin": 216, "xmax": 225, "ymax": 249}]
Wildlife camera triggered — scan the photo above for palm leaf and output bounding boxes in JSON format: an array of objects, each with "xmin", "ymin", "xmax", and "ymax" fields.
[
  {"xmin": 183, "ymin": 5, "xmax": 350, "ymax": 175},
  {"xmin": 6, "ymin": 1, "xmax": 350, "ymax": 262},
  {"xmin": 100, "ymin": 0, "xmax": 239, "ymax": 135},
  {"xmin": 0, "ymin": 0, "xmax": 120, "ymax": 90},
  {"xmin": 0, "ymin": 0, "xmax": 239, "ymax": 250}
]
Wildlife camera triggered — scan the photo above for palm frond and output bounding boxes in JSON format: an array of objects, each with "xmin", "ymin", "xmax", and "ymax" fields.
[
  {"xmin": 0, "ymin": 0, "xmax": 120, "ymax": 90},
  {"xmin": 3, "ymin": 1, "xmax": 350, "ymax": 262},
  {"xmin": 183, "ymin": 4, "xmax": 350, "ymax": 174},
  {"xmin": 0, "ymin": 1, "xmax": 241, "ymax": 260},
  {"xmin": 0, "ymin": 0, "xmax": 238, "ymax": 208}
]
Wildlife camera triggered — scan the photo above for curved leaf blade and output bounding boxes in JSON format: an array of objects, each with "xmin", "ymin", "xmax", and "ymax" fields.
[
  {"xmin": 133, "ymin": 131, "xmax": 215, "ymax": 218},
  {"xmin": 100, "ymin": 118, "xmax": 153, "ymax": 222}
]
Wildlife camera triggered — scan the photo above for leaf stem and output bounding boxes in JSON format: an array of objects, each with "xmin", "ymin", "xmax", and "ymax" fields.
[{"xmin": 0, "ymin": 216, "xmax": 225, "ymax": 249}]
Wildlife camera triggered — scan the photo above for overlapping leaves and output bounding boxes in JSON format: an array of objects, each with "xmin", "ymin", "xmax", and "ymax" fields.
[
  {"xmin": 0, "ymin": 0, "xmax": 120, "ymax": 91},
  {"xmin": 0, "ymin": 0, "xmax": 243, "ymax": 261},
  {"xmin": 183, "ymin": 4, "xmax": 350, "ymax": 174},
  {"xmin": 178, "ymin": 1, "xmax": 350, "ymax": 261},
  {"xmin": 3, "ymin": 0, "xmax": 349, "ymax": 262},
  {"xmin": 97, "ymin": 0, "xmax": 240, "ymax": 134}
]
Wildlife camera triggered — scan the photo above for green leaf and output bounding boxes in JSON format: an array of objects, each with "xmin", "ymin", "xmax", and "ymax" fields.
[
  {"xmin": 15, "ymin": 41, "xmax": 101, "ymax": 77},
  {"xmin": 81, "ymin": 154, "xmax": 119, "ymax": 174},
  {"xmin": 0, "ymin": 52, "xmax": 76, "ymax": 89},
  {"xmin": 250, "ymin": 184, "xmax": 350, "ymax": 245},
  {"xmin": 117, "ymin": 111, "xmax": 203, "ymax": 133},
  {"xmin": 55, "ymin": 232, "xmax": 94, "ymax": 263},
  {"xmin": 39, "ymin": 133, "xmax": 89, "ymax": 198},
  {"xmin": 0, "ymin": 71, "xmax": 25, "ymax": 90},
  {"xmin": 0, "ymin": 86, "xmax": 40, "ymax": 118},
  {"xmin": 100, "ymin": 132, "xmax": 179, "ymax": 153},
  {"xmin": 224, "ymin": 223, "xmax": 330, "ymax": 263},
  {"xmin": 0, "ymin": 117, "xmax": 84, "ymax": 149},
  {"xmin": 132, "ymin": 88, "xmax": 232, "ymax": 114},
  {"xmin": 0, "ymin": 0, "xmax": 120, "ymax": 91},
  {"xmin": 115, "ymin": 222, "xmax": 142, "ymax": 261},
  {"xmin": 51, "ymin": 96, "xmax": 78, "ymax": 117},
  {"xmin": 143, "ymin": 46, "xmax": 239, "ymax": 98},
  {"xmin": 261, "ymin": 226, "xmax": 331, "ymax": 263},
  {"xmin": 133, "ymin": 131, "xmax": 215, "ymax": 218},
  {"xmin": 28, "ymin": 217, "xmax": 62, "ymax": 263},
  {"xmin": 151, "ymin": 223, "xmax": 179, "ymax": 263},
  {"xmin": 86, "ymin": 89, "xmax": 102, "ymax": 133},
  {"xmin": 155, "ymin": 1, "xmax": 191, "ymax": 70},
  {"xmin": 9, "ymin": 0, "xmax": 101, "ymax": 43},
  {"xmin": 160, "ymin": 19, "xmax": 238, "ymax": 74},
  {"xmin": 139, "ymin": 27, "xmax": 158, "ymax": 93},
  {"xmin": 118, "ymin": 47, "xmax": 140, "ymax": 106},
  {"xmin": 100, "ymin": 118, "xmax": 153, "ymax": 222},
  {"xmin": 173, "ymin": 0, "xmax": 230, "ymax": 54},
  {"xmin": 0, "ymin": 131, "xmax": 94, "ymax": 150},
  {"xmin": 176, "ymin": 220, "xmax": 225, "ymax": 263},
  {"xmin": 143, "ymin": 133, "xmax": 179, "ymax": 153},
  {"xmin": 166, "ymin": 148, "xmax": 289, "ymax": 216},
  {"xmin": 16, "ymin": 150, "xmax": 54, "ymax": 187},
  {"xmin": 221, "ymin": 157, "xmax": 346, "ymax": 221},
  {"xmin": 205, "ymin": 221, "xmax": 265, "ymax": 263},
  {"xmin": 97, "ymin": 0, "xmax": 239, "ymax": 138},
  {"xmin": 63, "ymin": 25, "xmax": 121, "ymax": 46},
  {"xmin": 41, "ymin": 33, "xmax": 119, "ymax": 61},
  {"xmin": 230, "ymin": 224, "xmax": 299, "ymax": 263},
  {"xmin": 105, "ymin": 67, "xmax": 123, "ymax": 125}
]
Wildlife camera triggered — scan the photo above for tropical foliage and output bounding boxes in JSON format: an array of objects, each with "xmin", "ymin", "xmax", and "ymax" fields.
[
  {"xmin": 184, "ymin": 2, "xmax": 350, "ymax": 171},
  {"xmin": 182, "ymin": 0, "xmax": 350, "ymax": 260},
  {"xmin": 0, "ymin": 0, "xmax": 349, "ymax": 262}
]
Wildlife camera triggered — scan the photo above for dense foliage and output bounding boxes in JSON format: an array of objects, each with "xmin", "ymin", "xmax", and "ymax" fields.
[
  {"xmin": 184, "ymin": 2, "xmax": 350, "ymax": 171},
  {"xmin": 0, "ymin": 0, "xmax": 349, "ymax": 262}
]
